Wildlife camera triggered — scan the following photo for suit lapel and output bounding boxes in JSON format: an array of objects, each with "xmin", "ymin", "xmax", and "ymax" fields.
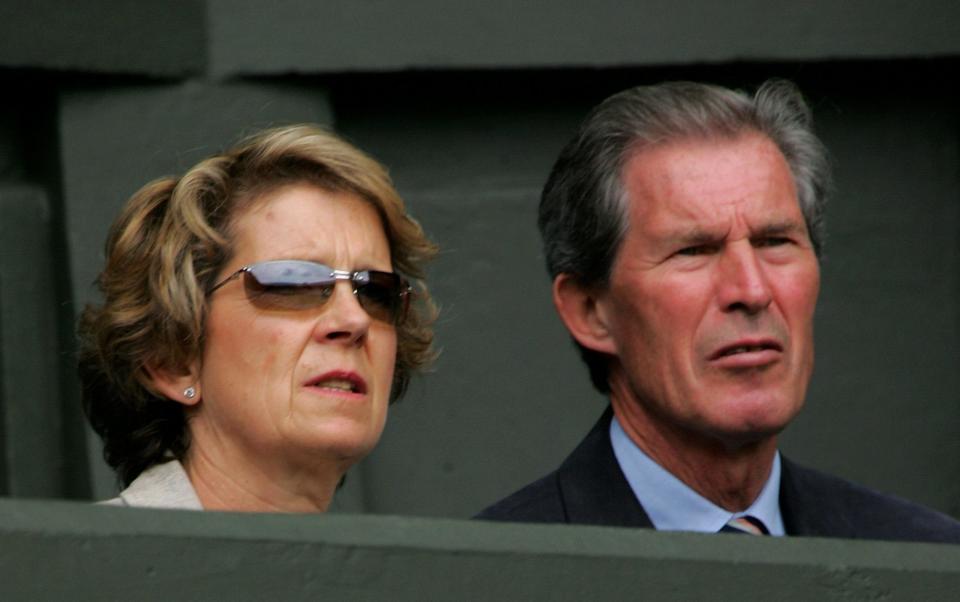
[
  {"xmin": 779, "ymin": 455, "xmax": 854, "ymax": 537},
  {"xmin": 555, "ymin": 407, "xmax": 654, "ymax": 528}
]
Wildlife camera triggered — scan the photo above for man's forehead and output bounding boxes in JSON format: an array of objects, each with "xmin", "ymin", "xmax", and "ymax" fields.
[
  {"xmin": 622, "ymin": 132, "xmax": 790, "ymax": 189},
  {"xmin": 621, "ymin": 133, "xmax": 803, "ymax": 237}
]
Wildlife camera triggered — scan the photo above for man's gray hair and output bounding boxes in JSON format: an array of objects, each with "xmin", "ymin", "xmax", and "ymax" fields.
[{"xmin": 538, "ymin": 79, "xmax": 831, "ymax": 392}]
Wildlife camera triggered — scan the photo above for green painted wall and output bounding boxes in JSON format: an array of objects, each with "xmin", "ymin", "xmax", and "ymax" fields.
[
  {"xmin": 0, "ymin": 187, "xmax": 62, "ymax": 497},
  {"xmin": 205, "ymin": 1, "xmax": 960, "ymax": 75},
  {"xmin": 0, "ymin": 0, "xmax": 204, "ymax": 75},
  {"xmin": 0, "ymin": 3, "xmax": 957, "ymax": 530}
]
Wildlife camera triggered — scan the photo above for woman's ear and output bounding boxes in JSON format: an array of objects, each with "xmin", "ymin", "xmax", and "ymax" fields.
[
  {"xmin": 552, "ymin": 274, "xmax": 617, "ymax": 355},
  {"xmin": 145, "ymin": 362, "xmax": 201, "ymax": 406}
]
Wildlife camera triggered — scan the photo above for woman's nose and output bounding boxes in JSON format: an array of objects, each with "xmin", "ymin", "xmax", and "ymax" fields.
[{"xmin": 313, "ymin": 281, "xmax": 371, "ymax": 345}]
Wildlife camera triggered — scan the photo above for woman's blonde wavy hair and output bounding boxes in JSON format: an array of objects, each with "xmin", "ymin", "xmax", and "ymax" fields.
[{"xmin": 79, "ymin": 124, "xmax": 438, "ymax": 486}]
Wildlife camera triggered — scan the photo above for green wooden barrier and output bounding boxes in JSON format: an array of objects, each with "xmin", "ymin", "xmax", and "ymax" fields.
[{"xmin": 1, "ymin": 498, "xmax": 959, "ymax": 600}]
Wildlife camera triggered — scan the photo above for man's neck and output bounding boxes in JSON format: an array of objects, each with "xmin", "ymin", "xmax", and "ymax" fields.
[{"xmin": 611, "ymin": 395, "xmax": 778, "ymax": 512}]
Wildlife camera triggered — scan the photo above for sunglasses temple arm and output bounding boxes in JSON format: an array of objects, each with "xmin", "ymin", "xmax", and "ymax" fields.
[{"xmin": 208, "ymin": 268, "xmax": 247, "ymax": 295}]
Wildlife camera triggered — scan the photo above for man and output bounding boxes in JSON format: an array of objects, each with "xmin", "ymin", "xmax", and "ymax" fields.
[{"xmin": 477, "ymin": 80, "xmax": 960, "ymax": 542}]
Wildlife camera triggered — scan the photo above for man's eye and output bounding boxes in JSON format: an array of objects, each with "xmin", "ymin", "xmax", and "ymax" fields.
[
  {"xmin": 756, "ymin": 237, "xmax": 791, "ymax": 248},
  {"xmin": 676, "ymin": 245, "xmax": 714, "ymax": 257}
]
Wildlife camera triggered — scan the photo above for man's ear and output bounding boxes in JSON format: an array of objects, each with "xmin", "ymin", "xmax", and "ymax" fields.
[
  {"xmin": 552, "ymin": 273, "xmax": 617, "ymax": 355},
  {"xmin": 145, "ymin": 362, "xmax": 201, "ymax": 407}
]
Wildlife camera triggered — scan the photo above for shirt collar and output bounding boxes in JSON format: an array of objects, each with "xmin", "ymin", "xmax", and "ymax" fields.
[{"xmin": 609, "ymin": 415, "xmax": 785, "ymax": 535}]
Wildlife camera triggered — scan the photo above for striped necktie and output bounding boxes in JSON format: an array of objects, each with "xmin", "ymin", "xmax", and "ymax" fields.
[{"xmin": 719, "ymin": 515, "xmax": 769, "ymax": 535}]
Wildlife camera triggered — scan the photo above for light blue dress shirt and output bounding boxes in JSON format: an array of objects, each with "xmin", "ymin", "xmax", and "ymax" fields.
[{"xmin": 610, "ymin": 416, "xmax": 785, "ymax": 535}]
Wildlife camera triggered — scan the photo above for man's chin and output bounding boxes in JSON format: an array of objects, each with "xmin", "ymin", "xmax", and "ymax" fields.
[
  {"xmin": 704, "ymin": 391, "xmax": 803, "ymax": 443},
  {"xmin": 706, "ymin": 419, "xmax": 789, "ymax": 452}
]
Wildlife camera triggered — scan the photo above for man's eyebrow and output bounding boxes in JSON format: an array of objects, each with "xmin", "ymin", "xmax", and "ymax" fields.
[
  {"xmin": 752, "ymin": 221, "xmax": 808, "ymax": 237},
  {"xmin": 678, "ymin": 229, "xmax": 721, "ymax": 244},
  {"xmin": 657, "ymin": 221, "xmax": 807, "ymax": 244},
  {"xmin": 657, "ymin": 228, "xmax": 721, "ymax": 246}
]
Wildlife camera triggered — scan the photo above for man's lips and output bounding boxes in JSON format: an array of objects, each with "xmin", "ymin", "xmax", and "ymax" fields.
[
  {"xmin": 305, "ymin": 371, "xmax": 367, "ymax": 395},
  {"xmin": 708, "ymin": 338, "xmax": 783, "ymax": 364}
]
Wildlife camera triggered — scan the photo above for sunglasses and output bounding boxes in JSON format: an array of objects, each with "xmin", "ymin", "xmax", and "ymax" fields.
[{"xmin": 208, "ymin": 260, "xmax": 410, "ymax": 324}]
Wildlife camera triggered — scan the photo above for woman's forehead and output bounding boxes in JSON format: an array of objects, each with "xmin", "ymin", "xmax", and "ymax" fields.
[{"xmin": 228, "ymin": 184, "xmax": 391, "ymax": 269}]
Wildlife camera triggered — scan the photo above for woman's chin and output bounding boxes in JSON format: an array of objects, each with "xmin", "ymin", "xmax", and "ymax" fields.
[{"xmin": 284, "ymin": 420, "xmax": 384, "ymax": 465}]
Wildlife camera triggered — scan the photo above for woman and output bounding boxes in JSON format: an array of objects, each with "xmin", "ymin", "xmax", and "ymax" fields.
[{"xmin": 79, "ymin": 124, "xmax": 437, "ymax": 511}]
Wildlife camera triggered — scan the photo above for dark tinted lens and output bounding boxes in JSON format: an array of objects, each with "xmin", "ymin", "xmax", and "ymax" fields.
[
  {"xmin": 244, "ymin": 261, "xmax": 335, "ymax": 310},
  {"xmin": 238, "ymin": 261, "xmax": 406, "ymax": 320},
  {"xmin": 247, "ymin": 260, "xmax": 334, "ymax": 286},
  {"xmin": 356, "ymin": 270, "xmax": 405, "ymax": 323}
]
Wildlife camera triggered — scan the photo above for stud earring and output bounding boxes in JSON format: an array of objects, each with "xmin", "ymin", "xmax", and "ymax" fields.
[{"xmin": 183, "ymin": 386, "xmax": 196, "ymax": 399}]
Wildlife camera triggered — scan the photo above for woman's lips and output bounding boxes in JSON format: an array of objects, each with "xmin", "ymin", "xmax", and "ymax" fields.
[{"xmin": 305, "ymin": 371, "xmax": 367, "ymax": 395}]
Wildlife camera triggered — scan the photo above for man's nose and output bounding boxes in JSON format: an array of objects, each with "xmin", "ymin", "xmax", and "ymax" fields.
[{"xmin": 716, "ymin": 244, "xmax": 773, "ymax": 314}]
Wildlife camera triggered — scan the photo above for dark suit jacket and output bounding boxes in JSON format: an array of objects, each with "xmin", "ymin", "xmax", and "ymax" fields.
[{"xmin": 477, "ymin": 408, "xmax": 960, "ymax": 544}]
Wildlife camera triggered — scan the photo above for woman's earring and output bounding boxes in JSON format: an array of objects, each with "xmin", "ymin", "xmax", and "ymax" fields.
[{"xmin": 183, "ymin": 386, "xmax": 197, "ymax": 399}]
